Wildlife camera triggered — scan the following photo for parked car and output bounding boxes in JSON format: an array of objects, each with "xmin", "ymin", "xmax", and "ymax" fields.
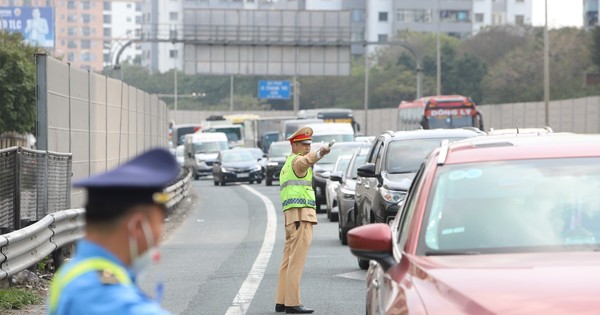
[
  {"xmin": 174, "ymin": 145, "xmax": 185, "ymax": 167},
  {"xmin": 311, "ymin": 141, "xmax": 371, "ymax": 212},
  {"xmin": 354, "ymin": 129, "xmax": 483, "ymax": 242},
  {"xmin": 212, "ymin": 149, "xmax": 263, "ymax": 186},
  {"xmin": 324, "ymin": 154, "xmax": 353, "ymax": 221},
  {"xmin": 330, "ymin": 146, "xmax": 370, "ymax": 245},
  {"xmin": 348, "ymin": 133, "xmax": 600, "ymax": 315},
  {"xmin": 264, "ymin": 141, "xmax": 290, "ymax": 186}
]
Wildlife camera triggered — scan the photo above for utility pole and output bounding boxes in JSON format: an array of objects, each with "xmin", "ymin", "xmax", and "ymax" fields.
[
  {"xmin": 543, "ymin": 0, "xmax": 550, "ymax": 127},
  {"xmin": 230, "ymin": 75, "xmax": 234, "ymax": 112},
  {"xmin": 364, "ymin": 54, "xmax": 370, "ymax": 136},
  {"xmin": 293, "ymin": 76, "xmax": 300, "ymax": 115}
]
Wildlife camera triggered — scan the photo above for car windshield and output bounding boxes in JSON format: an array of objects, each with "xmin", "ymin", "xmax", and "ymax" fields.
[
  {"xmin": 350, "ymin": 154, "xmax": 367, "ymax": 179},
  {"xmin": 208, "ymin": 127, "xmax": 241, "ymax": 142},
  {"xmin": 244, "ymin": 148, "xmax": 263, "ymax": 159},
  {"xmin": 420, "ymin": 157, "xmax": 600, "ymax": 255},
  {"xmin": 428, "ymin": 116, "xmax": 473, "ymax": 129},
  {"xmin": 334, "ymin": 156, "xmax": 352, "ymax": 173},
  {"xmin": 193, "ymin": 141, "xmax": 228, "ymax": 154},
  {"xmin": 269, "ymin": 144, "xmax": 290, "ymax": 157},
  {"xmin": 318, "ymin": 145, "xmax": 365, "ymax": 164},
  {"xmin": 222, "ymin": 150, "xmax": 254, "ymax": 162},
  {"xmin": 385, "ymin": 138, "xmax": 455, "ymax": 174}
]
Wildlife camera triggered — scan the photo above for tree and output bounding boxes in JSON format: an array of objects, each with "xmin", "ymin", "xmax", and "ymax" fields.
[
  {"xmin": 591, "ymin": 26, "xmax": 600, "ymax": 71},
  {"xmin": 0, "ymin": 32, "xmax": 39, "ymax": 134}
]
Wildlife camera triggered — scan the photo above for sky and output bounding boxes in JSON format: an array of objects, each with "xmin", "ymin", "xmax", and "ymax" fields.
[{"xmin": 531, "ymin": 0, "xmax": 583, "ymax": 28}]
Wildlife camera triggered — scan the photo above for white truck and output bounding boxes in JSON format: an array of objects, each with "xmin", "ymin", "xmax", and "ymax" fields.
[{"xmin": 183, "ymin": 132, "xmax": 229, "ymax": 180}]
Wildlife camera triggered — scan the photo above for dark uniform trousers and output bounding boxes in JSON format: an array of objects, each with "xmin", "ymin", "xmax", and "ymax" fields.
[{"xmin": 275, "ymin": 207, "xmax": 317, "ymax": 307}]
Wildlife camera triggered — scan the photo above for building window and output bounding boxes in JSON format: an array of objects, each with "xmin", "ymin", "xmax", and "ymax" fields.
[
  {"xmin": 82, "ymin": 1, "xmax": 90, "ymax": 9},
  {"xmin": 352, "ymin": 10, "xmax": 364, "ymax": 22},
  {"xmin": 127, "ymin": 17, "xmax": 132, "ymax": 22},
  {"xmin": 516, "ymin": 0, "xmax": 524, "ymax": 2},
  {"xmin": 81, "ymin": 40, "xmax": 91, "ymax": 49},
  {"xmin": 104, "ymin": 53, "xmax": 111, "ymax": 63},
  {"xmin": 103, "ymin": 1, "xmax": 111, "ymax": 10},
  {"xmin": 82, "ymin": 14, "xmax": 91, "ymax": 23},
  {"xmin": 135, "ymin": 3, "xmax": 142, "ymax": 11},
  {"xmin": 67, "ymin": 52, "xmax": 76, "ymax": 62},
  {"xmin": 169, "ymin": 12, "xmax": 178, "ymax": 20},
  {"xmin": 379, "ymin": 12, "xmax": 388, "ymax": 22},
  {"xmin": 397, "ymin": 9, "xmax": 432, "ymax": 23},
  {"xmin": 67, "ymin": 40, "xmax": 77, "ymax": 48},
  {"xmin": 135, "ymin": 16, "xmax": 142, "ymax": 24},
  {"xmin": 126, "ymin": 3, "xmax": 132, "ymax": 8},
  {"xmin": 351, "ymin": 31, "xmax": 364, "ymax": 41},
  {"xmin": 378, "ymin": 34, "xmax": 388, "ymax": 42},
  {"xmin": 103, "ymin": 14, "xmax": 111, "ymax": 23},
  {"xmin": 440, "ymin": 10, "xmax": 470, "ymax": 23},
  {"xmin": 67, "ymin": 27, "xmax": 77, "ymax": 36},
  {"xmin": 103, "ymin": 27, "xmax": 111, "ymax": 37},
  {"xmin": 81, "ymin": 52, "xmax": 94, "ymax": 62},
  {"xmin": 515, "ymin": 15, "xmax": 524, "ymax": 25},
  {"xmin": 67, "ymin": 0, "xmax": 75, "ymax": 9},
  {"xmin": 170, "ymin": 49, "xmax": 178, "ymax": 58},
  {"xmin": 82, "ymin": 27, "xmax": 91, "ymax": 36},
  {"xmin": 67, "ymin": 14, "xmax": 77, "ymax": 22},
  {"xmin": 170, "ymin": 30, "xmax": 177, "ymax": 39},
  {"xmin": 475, "ymin": 13, "xmax": 484, "ymax": 23}
]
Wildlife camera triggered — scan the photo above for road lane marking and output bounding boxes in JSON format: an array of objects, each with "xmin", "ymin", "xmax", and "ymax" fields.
[
  {"xmin": 225, "ymin": 185, "xmax": 277, "ymax": 315},
  {"xmin": 334, "ymin": 270, "xmax": 367, "ymax": 281}
]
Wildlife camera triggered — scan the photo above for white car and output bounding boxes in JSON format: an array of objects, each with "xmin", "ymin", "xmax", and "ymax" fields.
[
  {"xmin": 175, "ymin": 145, "xmax": 185, "ymax": 166},
  {"xmin": 325, "ymin": 155, "xmax": 353, "ymax": 222}
]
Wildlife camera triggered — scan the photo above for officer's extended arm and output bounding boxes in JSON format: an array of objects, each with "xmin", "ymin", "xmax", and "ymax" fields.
[{"xmin": 292, "ymin": 146, "xmax": 331, "ymax": 177}]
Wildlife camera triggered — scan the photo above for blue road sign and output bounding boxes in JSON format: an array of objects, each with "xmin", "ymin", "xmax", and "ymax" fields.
[{"xmin": 258, "ymin": 80, "xmax": 291, "ymax": 100}]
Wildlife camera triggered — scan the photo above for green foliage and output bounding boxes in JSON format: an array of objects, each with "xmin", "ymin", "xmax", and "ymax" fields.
[
  {"xmin": 0, "ymin": 288, "xmax": 41, "ymax": 310},
  {"xmin": 0, "ymin": 32, "xmax": 40, "ymax": 134},
  {"xmin": 591, "ymin": 26, "xmax": 600, "ymax": 71}
]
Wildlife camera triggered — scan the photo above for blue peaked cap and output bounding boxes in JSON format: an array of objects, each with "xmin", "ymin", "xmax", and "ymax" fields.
[{"xmin": 74, "ymin": 148, "xmax": 180, "ymax": 213}]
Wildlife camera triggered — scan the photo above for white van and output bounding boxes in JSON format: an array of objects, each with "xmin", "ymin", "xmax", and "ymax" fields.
[
  {"xmin": 184, "ymin": 132, "xmax": 229, "ymax": 179},
  {"xmin": 305, "ymin": 122, "xmax": 355, "ymax": 144}
]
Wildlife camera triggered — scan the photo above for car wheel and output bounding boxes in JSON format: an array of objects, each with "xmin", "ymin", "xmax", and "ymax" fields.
[
  {"xmin": 358, "ymin": 258, "xmax": 369, "ymax": 270},
  {"xmin": 266, "ymin": 177, "xmax": 272, "ymax": 186},
  {"xmin": 249, "ymin": 180, "xmax": 254, "ymax": 184},
  {"xmin": 194, "ymin": 173, "xmax": 200, "ymax": 180},
  {"xmin": 257, "ymin": 179, "xmax": 262, "ymax": 184},
  {"xmin": 340, "ymin": 226, "xmax": 348, "ymax": 246},
  {"xmin": 331, "ymin": 210, "xmax": 339, "ymax": 222}
]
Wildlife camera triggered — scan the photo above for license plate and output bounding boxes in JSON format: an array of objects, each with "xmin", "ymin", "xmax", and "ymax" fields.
[{"xmin": 237, "ymin": 173, "xmax": 249, "ymax": 178}]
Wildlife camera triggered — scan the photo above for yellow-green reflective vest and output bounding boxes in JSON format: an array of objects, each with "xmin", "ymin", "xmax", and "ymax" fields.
[
  {"xmin": 280, "ymin": 154, "xmax": 316, "ymax": 211},
  {"xmin": 48, "ymin": 258, "xmax": 132, "ymax": 314}
]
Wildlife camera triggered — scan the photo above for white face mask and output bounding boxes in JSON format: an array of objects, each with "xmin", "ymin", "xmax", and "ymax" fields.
[{"xmin": 128, "ymin": 218, "xmax": 160, "ymax": 275}]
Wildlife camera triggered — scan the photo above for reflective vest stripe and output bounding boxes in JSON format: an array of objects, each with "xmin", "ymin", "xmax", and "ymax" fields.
[
  {"xmin": 280, "ymin": 179, "xmax": 312, "ymax": 190},
  {"xmin": 282, "ymin": 198, "xmax": 316, "ymax": 207},
  {"xmin": 48, "ymin": 258, "xmax": 131, "ymax": 314}
]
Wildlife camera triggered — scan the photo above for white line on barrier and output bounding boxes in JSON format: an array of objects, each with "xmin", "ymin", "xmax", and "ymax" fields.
[{"xmin": 225, "ymin": 185, "xmax": 277, "ymax": 315}]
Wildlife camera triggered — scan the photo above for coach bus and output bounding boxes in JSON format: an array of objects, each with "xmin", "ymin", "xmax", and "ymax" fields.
[{"xmin": 397, "ymin": 95, "xmax": 484, "ymax": 131}]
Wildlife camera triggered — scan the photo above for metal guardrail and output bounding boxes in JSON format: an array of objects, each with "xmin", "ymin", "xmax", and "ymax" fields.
[{"xmin": 0, "ymin": 168, "xmax": 192, "ymax": 280}]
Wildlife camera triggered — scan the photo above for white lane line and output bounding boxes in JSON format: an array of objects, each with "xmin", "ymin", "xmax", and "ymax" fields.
[{"xmin": 225, "ymin": 185, "xmax": 277, "ymax": 315}]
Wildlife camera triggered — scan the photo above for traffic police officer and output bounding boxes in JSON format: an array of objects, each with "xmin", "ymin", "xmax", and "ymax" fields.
[
  {"xmin": 275, "ymin": 126, "xmax": 330, "ymax": 314},
  {"xmin": 47, "ymin": 148, "xmax": 180, "ymax": 315}
]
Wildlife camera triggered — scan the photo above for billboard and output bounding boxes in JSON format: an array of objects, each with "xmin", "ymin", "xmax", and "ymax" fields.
[{"xmin": 0, "ymin": 6, "xmax": 54, "ymax": 48}]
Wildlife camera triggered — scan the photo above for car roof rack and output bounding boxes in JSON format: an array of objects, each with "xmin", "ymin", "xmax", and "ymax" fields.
[{"xmin": 437, "ymin": 139, "xmax": 450, "ymax": 165}]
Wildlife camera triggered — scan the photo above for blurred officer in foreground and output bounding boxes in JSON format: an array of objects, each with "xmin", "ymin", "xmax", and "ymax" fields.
[
  {"xmin": 47, "ymin": 148, "xmax": 180, "ymax": 315},
  {"xmin": 275, "ymin": 127, "xmax": 330, "ymax": 314}
]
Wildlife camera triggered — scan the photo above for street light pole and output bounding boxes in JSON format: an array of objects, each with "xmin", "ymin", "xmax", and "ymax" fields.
[
  {"xmin": 543, "ymin": 0, "xmax": 550, "ymax": 127},
  {"xmin": 436, "ymin": 0, "xmax": 442, "ymax": 95},
  {"xmin": 173, "ymin": 45, "xmax": 178, "ymax": 120}
]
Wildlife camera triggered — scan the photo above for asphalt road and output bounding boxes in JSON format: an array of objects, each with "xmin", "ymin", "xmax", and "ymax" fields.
[{"xmin": 139, "ymin": 177, "xmax": 366, "ymax": 315}]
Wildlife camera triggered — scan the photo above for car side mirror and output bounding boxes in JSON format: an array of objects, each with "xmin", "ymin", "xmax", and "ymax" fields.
[
  {"xmin": 330, "ymin": 171, "xmax": 343, "ymax": 183},
  {"xmin": 357, "ymin": 163, "xmax": 377, "ymax": 178}
]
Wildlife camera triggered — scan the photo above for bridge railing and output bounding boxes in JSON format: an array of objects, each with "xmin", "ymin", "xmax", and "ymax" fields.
[{"xmin": 0, "ymin": 168, "xmax": 192, "ymax": 280}]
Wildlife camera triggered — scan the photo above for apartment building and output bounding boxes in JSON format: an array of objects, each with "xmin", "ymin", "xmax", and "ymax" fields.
[
  {"xmin": 103, "ymin": 0, "xmax": 142, "ymax": 68},
  {"xmin": 584, "ymin": 0, "xmax": 598, "ymax": 29}
]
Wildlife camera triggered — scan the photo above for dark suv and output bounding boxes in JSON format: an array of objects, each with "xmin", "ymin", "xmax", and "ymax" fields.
[
  {"xmin": 264, "ymin": 141, "xmax": 290, "ymax": 186},
  {"xmin": 354, "ymin": 129, "xmax": 482, "ymax": 235}
]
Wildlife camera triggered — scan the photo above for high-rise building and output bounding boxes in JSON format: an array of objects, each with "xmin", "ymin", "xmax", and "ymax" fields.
[
  {"xmin": 584, "ymin": 0, "xmax": 599, "ymax": 29},
  {"xmin": 103, "ymin": 0, "xmax": 143, "ymax": 69}
]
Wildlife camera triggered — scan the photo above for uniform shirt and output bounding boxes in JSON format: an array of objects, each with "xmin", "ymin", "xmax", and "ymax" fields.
[
  {"xmin": 49, "ymin": 239, "xmax": 171, "ymax": 315},
  {"xmin": 283, "ymin": 150, "xmax": 321, "ymax": 226}
]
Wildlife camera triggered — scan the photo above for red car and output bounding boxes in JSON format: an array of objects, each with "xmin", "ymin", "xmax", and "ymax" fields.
[{"xmin": 348, "ymin": 133, "xmax": 600, "ymax": 314}]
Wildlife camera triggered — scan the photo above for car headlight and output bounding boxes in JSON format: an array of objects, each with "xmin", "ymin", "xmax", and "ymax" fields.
[
  {"xmin": 380, "ymin": 188, "xmax": 406, "ymax": 204},
  {"xmin": 196, "ymin": 158, "xmax": 203, "ymax": 164},
  {"xmin": 221, "ymin": 167, "xmax": 233, "ymax": 173},
  {"xmin": 267, "ymin": 161, "xmax": 278, "ymax": 167},
  {"xmin": 253, "ymin": 165, "xmax": 262, "ymax": 171}
]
